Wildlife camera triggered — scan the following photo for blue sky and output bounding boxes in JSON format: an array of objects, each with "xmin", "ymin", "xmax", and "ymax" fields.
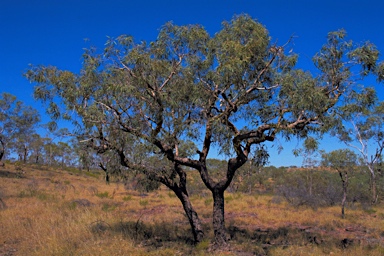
[{"xmin": 1, "ymin": 0, "xmax": 383, "ymax": 166}]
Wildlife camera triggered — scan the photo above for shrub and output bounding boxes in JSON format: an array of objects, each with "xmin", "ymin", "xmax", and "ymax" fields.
[
  {"xmin": 95, "ymin": 191, "xmax": 110, "ymax": 198},
  {"xmin": 122, "ymin": 195, "xmax": 132, "ymax": 201},
  {"xmin": 102, "ymin": 202, "xmax": 117, "ymax": 212},
  {"xmin": 139, "ymin": 199, "xmax": 148, "ymax": 207},
  {"xmin": 275, "ymin": 170, "xmax": 342, "ymax": 209}
]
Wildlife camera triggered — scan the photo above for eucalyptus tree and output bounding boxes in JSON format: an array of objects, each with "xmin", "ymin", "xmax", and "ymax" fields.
[
  {"xmin": 29, "ymin": 133, "xmax": 46, "ymax": 164},
  {"xmin": 0, "ymin": 93, "xmax": 40, "ymax": 162},
  {"xmin": 321, "ymin": 149, "xmax": 358, "ymax": 218},
  {"xmin": 71, "ymin": 137, "xmax": 98, "ymax": 171},
  {"xmin": 293, "ymin": 137, "xmax": 320, "ymax": 197},
  {"xmin": 25, "ymin": 15, "xmax": 383, "ymax": 247},
  {"xmin": 56, "ymin": 141, "xmax": 75, "ymax": 167},
  {"xmin": 331, "ymin": 87, "xmax": 384, "ymax": 204}
]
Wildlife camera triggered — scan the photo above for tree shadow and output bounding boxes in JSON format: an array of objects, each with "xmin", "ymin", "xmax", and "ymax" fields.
[
  {"xmin": 228, "ymin": 224, "xmax": 336, "ymax": 252},
  {"xmin": 0, "ymin": 170, "xmax": 25, "ymax": 178},
  {"xmin": 89, "ymin": 219, "xmax": 362, "ymax": 254},
  {"xmin": 90, "ymin": 219, "xmax": 198, "ymax": 247}
]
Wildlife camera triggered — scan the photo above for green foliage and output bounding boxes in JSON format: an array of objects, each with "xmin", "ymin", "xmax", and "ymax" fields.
[
  {"xmin": 377, "ymin": 62, "xmax": 384, "ymax": 82},
  {"xmin": 135, "ymin": 175, "xmax": 161, "ymax": 193},
  {"xmin": 273, "ymin": 166, "xmax": 376, "ymax": 208},
  {"xmin": 274, "ymin": 169, "xmax": 341, "ymax": 208},
  {"xmin": 195, "ymin": 239, "xmax": 210, "ymax": 251},
  {"xmin": 0, "ymin": 93, "xmax": 40, "ymax": 161},
  {"xmin": 95, "ymin": 191, "xmax": 110, "ymax": 198},
  {"xmin": 139, "ymin": 199, "xmax": 149, "ymax": 207},
  {"xmin": 101, "ymin": 202, "xmax": 117, "ymax": 212},
  {"xmin": 122, "ymin": 195, "xmax": 132, "ymax": 201},
  {"xmin": 348, "ymin": 42, "xmax": 379, "ymax": 76},
  {"xmin": 204, "ymin": 198, "xmax": 213, "ymax": 206},
  {"xmin": 167, "ymin": 191, "xmax": 176, "ymax": 198},
  {"xmin": 321, "ymin": 149, "xmax": 358, "ymax": 170}
]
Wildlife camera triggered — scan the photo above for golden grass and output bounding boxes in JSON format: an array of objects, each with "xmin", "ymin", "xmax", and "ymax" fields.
[{"xmin": 0, "ymin": 164, "xmax": 383, "ymax": 255}]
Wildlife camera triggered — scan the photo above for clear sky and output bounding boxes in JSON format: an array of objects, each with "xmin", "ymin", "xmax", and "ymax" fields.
[{"xmin": 1, "ymin": 0, "xmax": 383, "ymax": 166}]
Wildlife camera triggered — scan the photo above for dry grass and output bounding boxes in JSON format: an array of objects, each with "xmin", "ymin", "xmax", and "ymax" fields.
[{"xmin": 0, "ymin": 163, "xmax": 383, "ymax": 255}]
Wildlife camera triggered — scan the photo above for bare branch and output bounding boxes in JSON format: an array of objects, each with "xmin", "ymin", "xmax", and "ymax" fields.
[{"xmin": 159, "ymin": 55, "xmax": 183, "ymax": 91}]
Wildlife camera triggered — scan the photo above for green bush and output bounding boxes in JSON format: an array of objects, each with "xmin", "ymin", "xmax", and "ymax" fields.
[{"xmin": 95, "ymin": 191, "xmax": 110, "ymax": 198}]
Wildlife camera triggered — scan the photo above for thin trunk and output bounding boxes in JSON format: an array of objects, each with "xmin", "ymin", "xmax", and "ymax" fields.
[
  {"xmin": 339, "ymin": 171, "xmax": 348, "ymax": 219},
  {"xmin": 371, "ymin": 172, "xmax": 377, "ymax": 204},
  {"xmin": 175, "ymin": 189, "xmax": 204, "ymax": 243},
  {"xmin": 0, "ymin": 140, "xmax": 4, "ymax": 161},
  {"xmin": 309, "ymin": 170, "xmax": 313, "ymax": 196},
  {"xmin": 212, "ymin": 189, "xmax": 228, "ymax": 247},
  {"xmin": 173, "ymin": 163, "xmax": 204, "ymax": 243},
  {"xmin": 98, "ymin": 163, "xmax": 110, "ymax": 185},
  {"xmin": 367, "ymin": 165, "xmax": 378, "ymax": 204},
  {"xmin": 23, "ymin": 145, "xmax": 27, "ymax": 163}
]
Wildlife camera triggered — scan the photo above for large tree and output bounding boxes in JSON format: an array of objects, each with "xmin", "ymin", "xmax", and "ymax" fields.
[{"xmin": 25, "ymin": 15, "xmax": 383, "ymax": 247}]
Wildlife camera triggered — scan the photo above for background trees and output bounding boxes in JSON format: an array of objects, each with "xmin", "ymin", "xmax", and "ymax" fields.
[
  {"xmin": 25, "ymin": 15, "xmax": 383, "ymax": 247},
  {"xmin": 0, "ymin": 93, "xmax": 40, "ymax": 163},
  {"xmin": 331, "ymin": 86, "xmax": 384, "ymax": 204},
  {"xmin": 321, "ymin": 149, "xmax": 358, "ymax": 218}
]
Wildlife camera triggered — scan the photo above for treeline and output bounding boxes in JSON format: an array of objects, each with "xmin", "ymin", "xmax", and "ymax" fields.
[
  {"xmin": 1, "ymin": 91, "xmax": 383, "ymax": 209},
  {"xmin": 133, "ymin": 159, "xmax": 384, "ymax": 210},
  {"xmin": 2, "ymin": 91, "xmax": 383, "ymax": 210},
  {"xmin": 0, "ymin": 92, "xmax": 92, "ymax": 169}
]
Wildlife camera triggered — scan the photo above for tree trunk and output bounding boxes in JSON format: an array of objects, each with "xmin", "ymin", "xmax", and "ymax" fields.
[
  {"xmin": 308, "ymin": 169, "xmax": 313, "ymax": 196},
  {"xmin": 158, "ymin": 163, "xmax": 204, "ymax": 244},
  {"xmin": 339, "ymin": 171, "xmax": 348, "ymax": 219},
  {"xmin": 23, "ymin": 145, "xmax": 28, "ymax": 163},
  {"xmin": 367, "ymin": 165, "xmax": 378, "ymax": 204},
  {"xmin": 212, "ymin": 189, "xmax": 228, "ymax": 247},
  {"xmin": 175, "ymin": 189, "xmax": 204, "ymax": 243},
  {"xmin": 0, "ymin": 140, "xmax": 5, "ymax": 162},
  {"xmin": 370, "ymin": 172, "xmax": 377, "ymax": 204}
]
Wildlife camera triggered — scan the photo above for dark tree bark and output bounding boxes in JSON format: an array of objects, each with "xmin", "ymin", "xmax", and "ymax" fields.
[
  {"xmin": 212, "ymin": 188, "xmax": 227, "ymax": 247},
  {"xmin": 23, "ymin": 145, "xmax": 28, "ymax": 163},
  {"xmin": 98, "ymin": 163, "xmax": 110, "ymax": 185},
  {"xmin": 197, "ymin": 155, "xmax": 247, "ymax": 247},
  {"xmin": 0, "ymin": 140, "xmax": 5, "ymax": 162},
  {"xmin": 163, "ymin": 164, "xmax": 204, "ymax": 243},
  {"xmin": 114, "ymin": 147, "xmax": 205, "ymax": 243},
  {"xmin": 174, "ymin": 187, "xmax": 204, "ymax": 243}
]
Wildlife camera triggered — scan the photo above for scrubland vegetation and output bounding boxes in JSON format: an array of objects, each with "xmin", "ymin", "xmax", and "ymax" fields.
[
  {"xmin": 1, "ymin": 162, "xmax": 383, "ymax": 255},
  {"xmin": 2, "ymin": 14, "xmax": 384, "ymax": 253}
]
